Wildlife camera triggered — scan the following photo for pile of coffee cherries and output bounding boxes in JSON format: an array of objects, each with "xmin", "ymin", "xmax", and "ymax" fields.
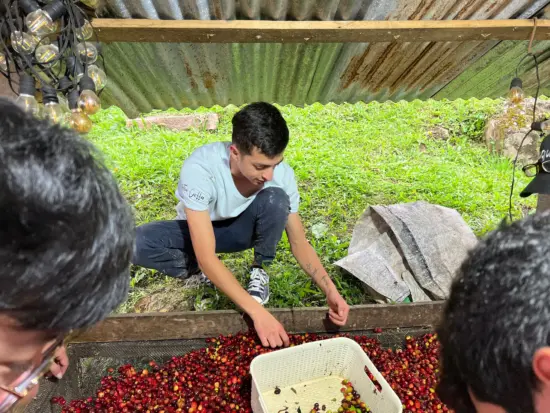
[{"xmin": 52, "ymin": 331, "xmax": 450, "ymax": 413}]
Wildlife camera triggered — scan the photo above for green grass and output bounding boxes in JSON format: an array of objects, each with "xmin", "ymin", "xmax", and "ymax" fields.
[{"xmin": 88, "ymin": 99, "xmax": 536, "ymax": 313}]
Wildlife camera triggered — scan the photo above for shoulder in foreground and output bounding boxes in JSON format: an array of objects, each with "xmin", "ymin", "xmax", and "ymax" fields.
[
  {"xmin": 275, "ymin": 161, "xmax": 297, "ymax": 180},
  {"xmin": 186, "ymin": 141, "xmax": 230, "ymax": 162}
]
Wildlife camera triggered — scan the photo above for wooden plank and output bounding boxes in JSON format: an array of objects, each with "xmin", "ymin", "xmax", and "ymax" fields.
[
  {"xmin": 71, "ymin": 302, "xmax": 445, "ymax": 343},
  {"xmin": 92, "ymin": 19, "xmax": 550, "ymax": 44},
  {"xmin": 537, "ymin": 194, "xmax": 550, "ymax": 214}
]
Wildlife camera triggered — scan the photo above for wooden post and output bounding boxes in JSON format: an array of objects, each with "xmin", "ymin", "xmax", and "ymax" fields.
[
  {"xmin": 537, "ymin": 194, "xmax": 550, "ymax": 214},
  {"xmin": 0, "ymin": 74, "xmax": 17, "ymax": 98}
]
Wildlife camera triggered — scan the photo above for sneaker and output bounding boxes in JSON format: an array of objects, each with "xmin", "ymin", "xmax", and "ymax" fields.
[{"xmin": 247, "ymin": 267, "xmax": 270, "ymax": 305}]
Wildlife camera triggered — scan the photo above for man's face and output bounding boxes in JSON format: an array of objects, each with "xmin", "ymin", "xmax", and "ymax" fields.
[
  {"xmin": 230, "ymin": 145, "xmax": 284, "ymax": 186},
  {"xmin": 0, "ymin": 317, "xmax": 56, "ymax": 410}
]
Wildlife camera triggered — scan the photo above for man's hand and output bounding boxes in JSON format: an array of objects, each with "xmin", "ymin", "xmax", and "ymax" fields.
[
  {"xmin": 326, "ymin": 288, "xmax": 350, "ymax": 326},
  {"xmin": 49, "ymin": 345, "xmax": 69, "ymax": 379},
  {"xmin": 252, "ymin": 309, "xmax": 290, "ymax": 348},
  {"xmin": 186, "ymin": 208, "xmax": 290, "ymax": 348},
  {"xmin": 286, "ymin": 213, "xmax": 351, "ymax": 327}
]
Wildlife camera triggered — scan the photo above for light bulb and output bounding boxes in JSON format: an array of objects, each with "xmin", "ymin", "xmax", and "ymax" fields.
[
  {"xmin": 0, "ymin": 52, "xmax": 7, "ymax": 72},
  {"xmin": 67, "ymin": 108, "xmax": 92, "ymax": 133},
  {"xmin": 15, "ymin": 74, "xmax": 39, "ymax": 116},
  {"xmin": 43, "ymin": 102, "xmax": 64, "ymax": 123},
  {"xmin": 76, "ymin": 42, "xmax": 98, "ymax": 64},
  {"xmin": 58, "ymin": 94, "xmax": 69, "ymax": 113},
  {"xmin": 78, "ymin": 90, "xmax": 101, "ymax": 115},
  {"xmin": 26, "ymin": 10, "xmax": 56, "ymax": 37},
  {"xmin": 35, "ymin": 43, "xmax": 59, "ymax": 66},
  {"xmin": 531, "ymin": 120, "xmax": 550, "ymax": 133},
  {"xmin": 87, "ymin": 64, "xmax": 107, "ymax": 90},
  {"xmin": 75, "ymin": 20, "xmax": 93, "ymax": 41},
  {"xmin": 15, "ymin": 94, "xmax": 39, "ymax": 116},
  {"xmin": 41, "ymin": 84, "xmax": 64, "ymax": 124},
  {"xmin": 508, "ymin": 77, "xmax": 524, "ymax": 104},
  {"xmin": 80, "ymin": 0, "xmax": 99, "ymax": 8},
  {"xmin": 78, "ymin": 75, "xmax": 101, "ymax": 115},
  {"xmin": 24, "ymin": 1, "xmax": 65, "ymax": 37},
  {"xmin": 10, "ymin": 31, "xmax": 38, "ymax": 55}
]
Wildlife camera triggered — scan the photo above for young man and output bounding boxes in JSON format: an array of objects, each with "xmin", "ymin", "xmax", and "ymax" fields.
[
  {"xmin": 134, "ymin": 102, "xmax": 349, "ymax": 348},
  {"xmin": 437, "ymin": 213, "xmax": 550, "ymax": 413},
  {"xmin": 0, "ymin": 99, "xmax": 134, "ymax": 411}
]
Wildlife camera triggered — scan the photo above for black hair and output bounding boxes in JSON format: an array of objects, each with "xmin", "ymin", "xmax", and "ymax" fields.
[
  {"xmin": 231, "ymin": 102, "xmax": 289, "ymax": 158},
  {"xmin": 0, "ymin": 98, "xmax": 135, "ymax": 332},
  {"xmin": 437, "ymin": 212, "xmax": 550, "ymax": 413}
]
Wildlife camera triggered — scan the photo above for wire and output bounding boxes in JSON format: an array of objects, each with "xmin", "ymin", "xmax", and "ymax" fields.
[
  {"xmin": 508, "ymin": 52, "xmax": 541, "ymax": 222},
  {"xmin": 509, "ymin": 129, "xmax": 534, "ymax": 222}
]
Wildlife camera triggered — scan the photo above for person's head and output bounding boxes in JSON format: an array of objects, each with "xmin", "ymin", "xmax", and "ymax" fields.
[
  {"xmin": 0, "ymin": 99, "xmax": 134, "ymax": 410},
  {"xmin": 437, "ymin": 213, "xmax": 550, "ymax": 413},
  {"xmin": 229, "ymin": 102, "xmax": 289, "ymax": 185}
]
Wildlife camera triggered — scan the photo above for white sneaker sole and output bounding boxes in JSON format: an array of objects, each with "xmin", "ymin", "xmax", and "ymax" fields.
[{"xmin": 250, "ymin": 293, "xmax": 270, "ymax": 306}]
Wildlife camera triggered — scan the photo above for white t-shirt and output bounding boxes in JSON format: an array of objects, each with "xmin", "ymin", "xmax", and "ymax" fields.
[{"xmin": 175, "ymin": 142, "xmax": 300, "ymax": 221}]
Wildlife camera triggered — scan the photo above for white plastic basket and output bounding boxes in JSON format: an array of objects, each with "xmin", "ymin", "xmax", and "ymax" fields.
[{"xmin": 250, "ymin": 337, "xmax": 402, "ymax": 413}]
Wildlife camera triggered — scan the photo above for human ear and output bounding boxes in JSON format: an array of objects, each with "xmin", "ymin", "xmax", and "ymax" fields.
[
  {"xmin": 229, "ymin": 144, "xmax": 239, "ymax": 158},
  {"xmin": 533, "ymin": 347, "xmax": 550, "ymax": 385}
]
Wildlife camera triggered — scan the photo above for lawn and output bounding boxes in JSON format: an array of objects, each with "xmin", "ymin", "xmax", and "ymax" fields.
[{"xmin": 88, "ymin": 99, "xmax": 536, "ymax": 313}]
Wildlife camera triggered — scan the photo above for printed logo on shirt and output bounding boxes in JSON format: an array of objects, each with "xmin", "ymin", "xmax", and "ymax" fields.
[{"xmin": 187, "ymin": 187, "xmax": 208, "ymax": 205}]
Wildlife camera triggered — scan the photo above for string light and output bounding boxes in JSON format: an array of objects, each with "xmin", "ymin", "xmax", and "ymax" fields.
[
  {"xmin": 74, "ymin": 14, "xmax": 93, "ymax": 41},
  {"xmin": 20, "ymin": 0, "xmax": 66, "ymax": 38},
  {"xmin": 76, "ymin": 41, "xmax": 98, "ymax": 64},
  {"xmin": 14, "ymin": 73, "xmax": 39, "ymax": 116},
  {"xmin": 67, "ymin": 88, "xmax": 92, "ymax": 133},
  {"xmin": 41, "ymin": 83, "xmax": 64, "ymax": 124},
  {"xmin": 87, "ymin": 63, "xmax": 106, "ymax": 90},
  {"xmin": 10, "ymin": 31, "xmax": 39, "ymax": 55},
  {"xmin": 0, "ymin": 52, "xmax": 7, "ymax": 72},
  {"xmin": 1, "ymin": 0, "xmax": 107, "ymax": 133},
  {"xmin": 78, "ymin": 74, "xmax": 100, "ymax": 115},
  {"xmin": 508, "ymin": 77, "xmax": 524, "ymax": 104}
]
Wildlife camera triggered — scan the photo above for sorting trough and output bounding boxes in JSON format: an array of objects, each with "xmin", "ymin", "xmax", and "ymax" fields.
[{"xmin": 27, "ymin": 302, "xmax": 444, "ymax": 412}]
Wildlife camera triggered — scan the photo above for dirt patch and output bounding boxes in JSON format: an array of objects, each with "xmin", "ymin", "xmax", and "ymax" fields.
[
  {"xmin": 134, "ymin": 286, "xmax": 194, "ymax": 313},
  {"xmin": 426, "ymin": 125, "xmax": 450, "ymax": 141},
  {"xmin": 126, "ymin": 113, "xmax": 219, "ymax": 131}
]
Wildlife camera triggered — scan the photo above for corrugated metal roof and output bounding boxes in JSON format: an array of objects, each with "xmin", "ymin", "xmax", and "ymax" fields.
[
  {"xmin": 99, "ymin": 0, "xmax": 545, "ymax": 21},
  {"xmin": 96, "ymin": 0, "xmax": 550, "ymax": 117},
  {"xmin": 436, "ymin": 39, "xmax": 550, "ymax": 100}
]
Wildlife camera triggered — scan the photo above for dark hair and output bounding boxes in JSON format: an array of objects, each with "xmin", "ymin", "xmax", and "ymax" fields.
[
  {"xmin": 231, "ymin": 102, "xmax": 289, "ymax": 157},
  {"xmin": 437, "ymin": 212, "xmax": 550, "ymax": 413},
  {"xmin": 0, "ymin": 98, "xmax": 135, "ymax": 332}
]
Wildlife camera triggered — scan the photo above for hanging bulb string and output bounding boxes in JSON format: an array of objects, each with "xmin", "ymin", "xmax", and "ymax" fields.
[
  {"xmin": 88, "ymin": 7, "xmax": 108, "ymax": 98},
  {"xmin": 5, "ymin": 1, "xmax": 20, "ymax": 33},
  {"xmin": 0, "ymin": 34, "xmax": 19, "ymax": 95},
  {"xmin": 528, "ymin": 17, "xmax": 538, "ymax": 54},
  {"xmin": 508, "ymin": 53, "xmax": 541, "ymax": 222},
  {"xmin": 13, "ymin": 0, "xmax": 23, "ymax": 32}
]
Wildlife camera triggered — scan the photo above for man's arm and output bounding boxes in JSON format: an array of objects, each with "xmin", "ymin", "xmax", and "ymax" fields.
[
  {"xmin": 185, "ymin": 208, "xmax": 290, "ymax": 348},
  {"xmin": 285, "ymin": 213, "xmax": 350, "ymax": 326}
]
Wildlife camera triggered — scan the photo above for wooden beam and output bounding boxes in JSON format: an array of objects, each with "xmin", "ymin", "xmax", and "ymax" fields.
[
  {"xmin": 92, "ymin": 19, "xmax": 550, "ymax": 44},
  {"xmin": 71, "ymin": 302, "xmax": 445, "ymax": 343},
  {"xmin": 537, "ymin": 194, "xmax": 550, "ymax": 214}
]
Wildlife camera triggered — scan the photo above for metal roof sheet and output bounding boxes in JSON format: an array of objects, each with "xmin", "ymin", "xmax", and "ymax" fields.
[{"xmin": 95, "ymin": 0, "xmax": 550, "ymax": 117}]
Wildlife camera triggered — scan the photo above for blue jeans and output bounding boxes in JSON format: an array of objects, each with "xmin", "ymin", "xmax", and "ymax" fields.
[{"xmin": 133, "ymin": 187, "xmax": 290, "ymax": 278}]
